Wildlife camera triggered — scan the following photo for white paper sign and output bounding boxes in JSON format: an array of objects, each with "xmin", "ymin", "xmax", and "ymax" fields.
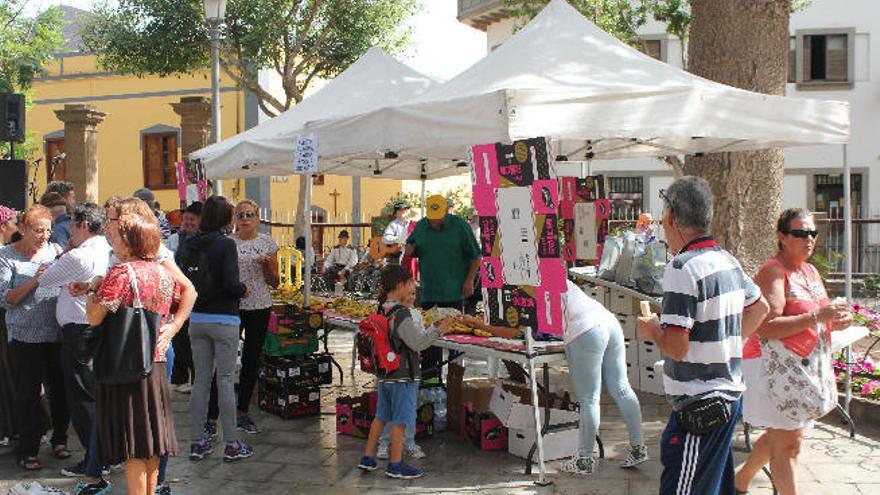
[
  {"xmin": 575, "ymin": 202, "xmax": 598, "ymax": 260},
  {"xmin": 496, "ymin": 187, "xmax": 539, "ymax": 285},
  {"xmin": 294, "ymin": 134, "xmax": 318, "ymax": 174}
]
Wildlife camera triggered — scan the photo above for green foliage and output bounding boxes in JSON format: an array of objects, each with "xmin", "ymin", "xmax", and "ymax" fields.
[
  {"xmin": 809, "ymin": 250, "xmax": 842, "ymax": 281},
  {"xmin": 0, "ymin": 1, "xmax": 64, "ymax": 160},
  {"xmin": 863, "ymin": 274, "xmax": 880, "ymax": 292},
  {"xmin": 0, "ymin": 1, "xmax": 63, "ymax": 93},
  {"xmin": 80, "ymin": 0, "xmax": 419, "ymax": 115}
]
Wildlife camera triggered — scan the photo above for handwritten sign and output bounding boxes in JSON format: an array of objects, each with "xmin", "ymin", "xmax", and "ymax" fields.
[{"xmin": 294, "ymin": 134, "xmax": 319, "ymax": 174}]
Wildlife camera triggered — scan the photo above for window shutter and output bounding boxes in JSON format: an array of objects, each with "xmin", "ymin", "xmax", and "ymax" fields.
[
  {"xmin": 802, "ymin": 35, "xmax": 812, "ymax": 81},
  {"xmin": 788, "ymin": 37, "xmax": 796, "ymax": 83},
  {"xmin": 143, "ymin": 132, "xmax": 178, "ymax": 188},
  {"xmin": 825, "ymin": 34, "xmax": 848, "ymax": 81}
]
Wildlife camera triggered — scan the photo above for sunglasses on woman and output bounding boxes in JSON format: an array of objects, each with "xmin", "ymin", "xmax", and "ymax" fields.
[
  {"xmin": 784, "ymin": 229, "xmax": 819, "ymax": 239},
  {"xmin": 235, "ymin": 211, "xmax": 257, "ymax": 220}
]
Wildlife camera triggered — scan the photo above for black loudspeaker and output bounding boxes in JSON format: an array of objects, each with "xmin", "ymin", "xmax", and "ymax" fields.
[
  {"xmin": 0, "ymin": 93, "xmax": 25, "ymax": 143},
  {"xmin": 0, "ymin": 160, "xmax": 27, "ymax": 210}
]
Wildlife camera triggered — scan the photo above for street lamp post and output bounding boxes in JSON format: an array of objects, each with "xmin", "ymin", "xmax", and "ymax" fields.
[{"xmin": 204, "ymin": 0, "xmax": 227, "ymax": 195}]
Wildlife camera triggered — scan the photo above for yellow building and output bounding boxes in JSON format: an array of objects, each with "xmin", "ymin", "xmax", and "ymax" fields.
[{"xmin": 28, "ymin": 6, "xmax": 405, "ymax": 251}]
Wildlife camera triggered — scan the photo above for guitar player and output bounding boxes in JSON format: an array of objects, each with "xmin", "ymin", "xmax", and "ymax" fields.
[
  {"xmin": 380, "ymin": 202, "xmax": 411, "ymax": 264},
  {"xmin": 322, "ymin": 230, "xmax": 359, "ymax": 289}
]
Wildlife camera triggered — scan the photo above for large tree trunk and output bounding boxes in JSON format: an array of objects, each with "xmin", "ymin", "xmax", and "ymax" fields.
[{"xmin": 683, "ymin": 0, "xmax": 790, "ymax": 275}]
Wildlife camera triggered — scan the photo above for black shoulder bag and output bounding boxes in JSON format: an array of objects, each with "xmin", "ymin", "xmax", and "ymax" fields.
[{"xmin": 92, "ymin": 263, "xmax": 162, "ymax": 385}]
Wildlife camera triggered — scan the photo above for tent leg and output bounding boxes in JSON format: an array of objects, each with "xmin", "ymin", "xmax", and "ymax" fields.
[
  {"xmin": 420, "ymin": 178, "xmax": 427, "ymax": 209},
  {"xmin": 843, "ymin": 143, "xmax": 853, "ymax": 415},
  {"xmin": 304, "ymin": 174, "xmax": 313, "ymax": 308}
]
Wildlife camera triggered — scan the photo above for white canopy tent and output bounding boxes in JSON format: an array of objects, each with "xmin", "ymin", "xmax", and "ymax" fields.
[
  {"xmin": 304, "ymin": 0, "xmax": 849, "ymax": 161},
  {"xmin": 191, "ymin": 47, "xmax": 457, "ymax": 180}
]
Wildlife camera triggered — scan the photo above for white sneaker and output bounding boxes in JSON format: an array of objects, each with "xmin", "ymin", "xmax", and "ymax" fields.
[
  {"xmin": 376, "ymin": 443, "xmax": 389, "ymax": 460},
  {"xmin": 405, "ymin": 443, "xmax": 426, "ymax": 459},
  {"xmin": 176, "ymin": 383, "xmax": 193, "ymax": 394},
  {"xmin": 620, "ymin": 445, "xmax": 649, "ymax": 468}
]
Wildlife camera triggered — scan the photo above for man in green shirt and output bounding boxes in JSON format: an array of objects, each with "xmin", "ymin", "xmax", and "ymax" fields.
[{"xmin": 405, "ymin": 195, "xmax": 481, "ymax": 311}]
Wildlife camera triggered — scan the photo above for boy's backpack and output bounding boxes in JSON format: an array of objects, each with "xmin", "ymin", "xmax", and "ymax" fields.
[
  {"xmin": 176, "ymin": 241, "xmax": 213, "ymax": 296},
  {"xmin": 357, "ymin": 304, "xmax": 410, "ymax": 377}
]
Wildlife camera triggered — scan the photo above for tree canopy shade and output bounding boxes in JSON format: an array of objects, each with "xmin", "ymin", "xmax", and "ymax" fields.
[
  {"xmin": 80, "ymin": 0, "xmax": 419, "ymax": 117},
  {"xmin": 0, "ymin": 1, "xmax": 63, "ymax": 93}
]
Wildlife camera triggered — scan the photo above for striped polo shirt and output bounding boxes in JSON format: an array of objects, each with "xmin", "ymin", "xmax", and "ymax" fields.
[{"xmin": 660, "ymin": 237, "xmax": 761, "ymax": 410}]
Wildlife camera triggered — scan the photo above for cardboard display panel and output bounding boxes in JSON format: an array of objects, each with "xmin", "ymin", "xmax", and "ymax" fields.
[{"xmin": 470, "ymin": 137, "xmax": 566, "ymax": 336}]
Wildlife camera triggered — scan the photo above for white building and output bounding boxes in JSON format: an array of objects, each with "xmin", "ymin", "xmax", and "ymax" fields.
[{"xmin": 458, "ymin": 0, "xmax": 879, "ymax": 270}]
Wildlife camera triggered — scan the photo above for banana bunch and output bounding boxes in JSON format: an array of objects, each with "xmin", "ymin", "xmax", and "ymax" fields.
[
  {"xmin": 328, "ymin": 298, "xmax": 374, "ymax": 318},
  {"xmin": 270, "ymin": 290, "xmax": 327, "ymax": 311},
  {"xmin": 446, "ymin": 321, "xmax": 492, "ymax": 337}
]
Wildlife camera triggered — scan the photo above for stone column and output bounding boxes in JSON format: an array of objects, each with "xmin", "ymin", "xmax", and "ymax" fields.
[
  {"xmin": 170, "ymin": 96, "xmax": 212, "ymax": 159},
  {"xmin": 54, "ymin": 104, "xmax": 106, "ymax": 204}
]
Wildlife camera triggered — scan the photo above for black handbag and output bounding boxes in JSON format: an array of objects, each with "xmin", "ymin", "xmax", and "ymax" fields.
[{"xmin": 92, "ymin": 264, "xmax": 162, "ymax": 385}]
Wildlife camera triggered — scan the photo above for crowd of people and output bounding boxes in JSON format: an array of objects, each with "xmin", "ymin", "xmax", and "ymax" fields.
[{"xmin": 0, "ymin": 177, "xmax": 853, "ymax": 495}]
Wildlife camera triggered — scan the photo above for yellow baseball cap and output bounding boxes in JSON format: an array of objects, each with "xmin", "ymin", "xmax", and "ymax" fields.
[{"xmin": 425, "ymin": 195, "xmax": 448, "ymax": 220}]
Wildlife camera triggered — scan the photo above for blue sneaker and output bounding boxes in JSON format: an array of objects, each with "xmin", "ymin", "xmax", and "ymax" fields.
[
  {"xmin": 203, "ymin": 420, "xmax": 218, "ymax": 440},
  {"xmin": 189, "ymin": 440, "xmax": 214, "ymax": 461},
  {"xmin": 357, "ymin": 455, "xmax": 378, "ymax": 472},
  {"xmin": 223, "ymin": 440, "xmax": 254, "ymax": 462},
  {"xmin": 236, "ymin": 415, "xmax": 261, "ymax": 434},
  {"xmin": 385, "ymin": 461, "xmax": 424, "ymax": 479}
]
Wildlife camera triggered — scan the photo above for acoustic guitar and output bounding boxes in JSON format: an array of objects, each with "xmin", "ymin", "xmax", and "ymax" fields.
[{"xmin": 369, "ymin": 236, "xmax": 402, "ymax": 260}]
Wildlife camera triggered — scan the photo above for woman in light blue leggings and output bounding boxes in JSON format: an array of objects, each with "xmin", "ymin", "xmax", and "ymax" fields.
[{"xmin": 561, "ymin": 281, "xmax": 647, "ymax": 475}]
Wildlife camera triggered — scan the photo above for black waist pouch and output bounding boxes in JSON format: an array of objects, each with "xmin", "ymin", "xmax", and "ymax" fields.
[{"xmin": 676, "ymin": 397, "xmax": 731, "ymax": 435}]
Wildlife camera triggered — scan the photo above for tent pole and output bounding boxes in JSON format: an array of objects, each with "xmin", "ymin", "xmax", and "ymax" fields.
[
  {"xmin": 843, "ymin": 144, "xmax": 852, "ymax": 414},
  {"xmin": 304, "ymin": 173, "xmax": 313, "ymax": 308},
  {"xmin": 420, "ymin": 178, "xmax": 427, "ymax": 209}
]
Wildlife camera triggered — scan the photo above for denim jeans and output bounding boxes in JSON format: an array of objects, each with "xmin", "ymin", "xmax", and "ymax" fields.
[{"xmin": 565, "ymin": 321, "xmax": 644, "ymax": 457}]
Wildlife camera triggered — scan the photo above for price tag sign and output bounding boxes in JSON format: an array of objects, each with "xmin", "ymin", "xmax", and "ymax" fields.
[{"xmin": 294, "ymin": 134, "xmax": 318, "ymax": 174}]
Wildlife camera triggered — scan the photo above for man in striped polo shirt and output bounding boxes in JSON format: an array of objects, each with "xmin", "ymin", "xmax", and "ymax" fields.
[{"xmin": 638, "ymin": 176, "xmax": 769, "ymax": 495}]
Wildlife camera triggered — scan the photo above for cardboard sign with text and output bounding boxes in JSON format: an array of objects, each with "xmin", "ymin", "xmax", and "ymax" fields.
[{"xmin": 470, "ymin": 137, "xmax": 566, "ymax": 337}]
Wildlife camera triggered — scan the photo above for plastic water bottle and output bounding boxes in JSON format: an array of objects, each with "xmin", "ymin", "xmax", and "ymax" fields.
[{"xmin": 334, "ymin": 281, "xmax": 343, "ymax": 297}]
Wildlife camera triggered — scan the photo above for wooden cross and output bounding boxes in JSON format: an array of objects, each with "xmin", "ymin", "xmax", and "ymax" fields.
[{"xmin": 329, "ymin": 188, "xmax": 342, "ymax": 215}]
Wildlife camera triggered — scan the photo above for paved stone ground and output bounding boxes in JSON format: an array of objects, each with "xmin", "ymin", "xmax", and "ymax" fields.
[{"xmin": 0, "ymin": 330, "xmax": 878, "ymax": 494}]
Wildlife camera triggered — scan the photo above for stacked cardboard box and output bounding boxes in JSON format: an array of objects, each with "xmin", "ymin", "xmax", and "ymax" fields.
[
  {"xmin": 258, "ymin": 305, "xmax": 331, "ymax": 419},
  {"xmin": 489, "ymin": 381, "xmax": 580, "ymax": 461},
  {"xmin": 336, "ymin": 390, "xmax": 434, "ymax": 439}
]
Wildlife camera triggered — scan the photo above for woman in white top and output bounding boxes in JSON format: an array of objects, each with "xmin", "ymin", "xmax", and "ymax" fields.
[
  {"xmin": 561, "ymin": 280, "xmax": 647, "ymax": 476},
  {"xmin": 231, "ymin": 200, "xmax": 279, "ymax": 434}
]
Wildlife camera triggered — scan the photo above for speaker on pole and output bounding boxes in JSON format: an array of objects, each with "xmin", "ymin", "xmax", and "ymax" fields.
[
  {"xmin": 0, "ymin": 160, "xmax": 27, "ymax": 210},
  {"xmin": 0, "ymin": 93, "xmax": 25, "ymax": 143}
]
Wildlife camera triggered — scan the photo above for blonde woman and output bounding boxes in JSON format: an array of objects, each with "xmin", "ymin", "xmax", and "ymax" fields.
[{"xmin": 231, "ymin": 199, "xmax": 278, "ymax": 433}]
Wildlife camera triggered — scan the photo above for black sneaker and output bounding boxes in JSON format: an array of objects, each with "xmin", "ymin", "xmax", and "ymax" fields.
[
  {"xmin": 155, "ymin": 483, "xmax": 172, "ymax": 495},
  {"xmin": 61, "ymin": 459, "xmax": 87, "ymax": 477},
  {"xmin": 236, "ymin": 415, "xmax": 261, "ymax": 434},
  {"xmin": 189, "ymin": 439, "xmax": 214, "ymax": 461}
]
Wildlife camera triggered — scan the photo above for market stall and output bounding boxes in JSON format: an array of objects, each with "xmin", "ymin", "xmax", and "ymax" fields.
[
  {"xmin": 297, "ymin": 0, "xmax": 850, "ymax": 483},
  {"xmin": 196, "ymin": 0, "xmax": 852, "ymax": 485}
]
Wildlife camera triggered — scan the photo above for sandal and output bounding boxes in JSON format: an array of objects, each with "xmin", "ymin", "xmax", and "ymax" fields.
[
  {"xmin": 18, "ymin": 457, "xmax": 41, "ymax": 471},
  {"xmin": 53, "ymin": 444, "xmax": 72, "ymax": 459}
]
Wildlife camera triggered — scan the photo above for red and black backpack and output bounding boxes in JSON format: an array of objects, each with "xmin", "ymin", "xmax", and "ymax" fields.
[{"xmin": 356, "ymin": 304, "xmax": 410, "ymax": 378}]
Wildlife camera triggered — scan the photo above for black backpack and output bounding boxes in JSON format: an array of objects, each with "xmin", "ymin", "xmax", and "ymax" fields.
[{"xmin": 176, "ymin": 240, "xmax": 213, "ymax": 296}]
